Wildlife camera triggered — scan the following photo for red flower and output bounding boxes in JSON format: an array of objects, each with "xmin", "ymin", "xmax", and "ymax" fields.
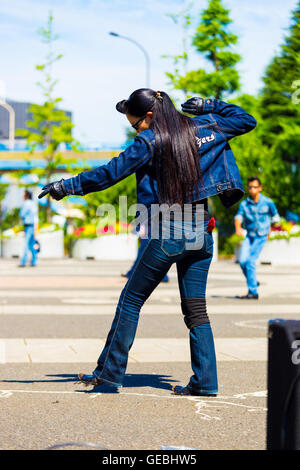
[
  {"xmin": 74, "ymin": 227, "xmax": 85, "ymax": 237},
  {"xmin": 271, "ymin": 225, "xmax": 283, "ymax": 232}
]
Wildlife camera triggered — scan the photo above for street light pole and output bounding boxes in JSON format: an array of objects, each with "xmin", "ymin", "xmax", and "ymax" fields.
[{"xmin": 109, "ymin": 32, "xmax": 150, "ymax": 88}]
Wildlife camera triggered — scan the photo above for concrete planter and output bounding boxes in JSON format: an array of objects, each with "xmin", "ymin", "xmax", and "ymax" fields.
[
  {"xmin": 72, "ymin": 231, "xmax": 218, "ymax": 262},
  {"xmin": 2, "ymin": 230, "xmax": 64, "ymax": 259},
  {"xmin": 72, "ymin": 233, "xmax": 138, "ymax": 260},
  {"xmin": 234, "ymin": 237, "xmax": 300, "ymax": 265}
]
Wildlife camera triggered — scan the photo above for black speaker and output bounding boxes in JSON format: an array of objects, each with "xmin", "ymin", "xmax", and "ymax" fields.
[{"xmin": 267, "ymin": 319, "xmax": 300, "ymax": 450}]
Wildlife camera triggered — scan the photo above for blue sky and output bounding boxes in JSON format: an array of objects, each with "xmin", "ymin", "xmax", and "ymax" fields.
[{"xmin": 0, "ymin": 0, "xmax": 298, "ymax": 146}]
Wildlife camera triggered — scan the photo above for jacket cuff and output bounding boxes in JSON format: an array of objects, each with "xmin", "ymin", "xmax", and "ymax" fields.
[
  {"xmin": 202, "ymin": 98, "xmax": 215, "ymax": 113},
  {"xmin": 63, "ymin": 176, "xmax": 84, "ymax": 196}
]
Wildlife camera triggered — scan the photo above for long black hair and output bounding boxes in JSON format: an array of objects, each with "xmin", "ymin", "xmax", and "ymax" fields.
[{"xmin": 116, "ymin": 88, "xmax": 201, "ymax": 207}]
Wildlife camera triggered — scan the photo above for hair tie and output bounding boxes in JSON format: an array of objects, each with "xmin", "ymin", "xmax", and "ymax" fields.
[{"xmin": 155, "ymin": 91, "xmax": 163, "ymax": 102}]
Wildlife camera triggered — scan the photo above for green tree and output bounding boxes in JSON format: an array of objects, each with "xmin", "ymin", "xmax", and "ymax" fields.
[
  {"xmin": 163, "ymin": 2, "xmax": 194, "ymax": 99},
  {"xmin": 208, "ymin": 95, "xmax": 268, "ymax": 245},
  {"xmin": 260, "ymin": 1, "xmax": 300, "ymax": 165},
  {"xmin": 17, "ymin": 13, "xmax": 80, "ymax": 222},
  {"xmin": 259, "ymin": 1, "xmax": 300, "ymax": 213},
  {"xmin": 125, "ymin": 126, "xmax": 137, "ymax": 146},
  {"xmin": 214, "ymin": 91, "xmax": 300, "ymax": 251},
  {"xmin": 78, "ymin": 174, "xmax": 137, "ymax": 226},
  {"xmin": 168, "ymin": 0, "xmax": 241, "ymax": 99}
]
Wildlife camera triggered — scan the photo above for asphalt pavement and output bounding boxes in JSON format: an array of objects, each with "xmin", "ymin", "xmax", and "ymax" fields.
[{"xmin": 0, "ymin": 257, "xmax": 299, "ymax": 450}]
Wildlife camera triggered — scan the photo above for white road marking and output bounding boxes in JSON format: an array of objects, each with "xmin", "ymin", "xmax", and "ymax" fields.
[
  {"xmin": 233, "ymin": 390, "xmax": 267, "ymax": 399},
  {"xmin": 188, "ymin": 397, "xmax": 267, "ymax": 421},
  {"xmin": 0, "ymin": 388, "xmax": 267, "ymax": 421}
]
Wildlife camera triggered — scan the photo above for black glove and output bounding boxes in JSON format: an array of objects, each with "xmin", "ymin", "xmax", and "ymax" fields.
[
  {"xmin": 181, "ymin": 97, "xmax": 204, "ymax": 115},
  {"xmin": 38, "ymin": 179, "xmax": 67, "ymax": 201}
]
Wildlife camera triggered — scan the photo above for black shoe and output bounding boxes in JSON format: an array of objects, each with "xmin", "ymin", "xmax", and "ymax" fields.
[
  {"xmin": 238, "ymin": 293, "xmax": 259, "ymax": 300},
  {"xmin": 172, "ymin": 385, "xmax": 217, "ymax": 397},
  {"xmin": 18, "ymin": 265, "xmax": 26, "ymax": 268},
  {"xmin": 78, "ymin": 373, "xmax": 104, "ymax": 387}
]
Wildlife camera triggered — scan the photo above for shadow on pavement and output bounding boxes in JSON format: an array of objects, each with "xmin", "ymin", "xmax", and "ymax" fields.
[
  {"xmin": 1, "ymin": 373, "xmax": 178, "ymax": 394},
  {"xmin": 1, "ymin": 373, "xmax": 78, "ymax": 384},
  {"xmin": 124, "ymin": 373, "xmax": 177, "ymax": 390},
  {"xmin": 75, "ymin": 373, "xmax": 178, "ymax": 394}
]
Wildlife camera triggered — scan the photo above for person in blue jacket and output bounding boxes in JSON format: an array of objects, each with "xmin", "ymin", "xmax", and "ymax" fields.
[
  {"xmin": 39, "ymin": 89, "xmax": 256, "ymax": 396},
  {"xmin": 19, "ymin": 189, "xmax": 38, "ymax": 267},
  {"xmin": 235, "ymin": 177, "xmax": 280, "ymax": 299}
]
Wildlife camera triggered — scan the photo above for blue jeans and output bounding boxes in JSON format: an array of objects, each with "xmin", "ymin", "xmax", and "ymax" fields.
[
  {"xmin": 93, "ymin": 215, "xmax": 218, "ymax": 394},
  {"xmin": 125, "ymin": 238, "xmax": 169, "ymax": 282},
  {"xmin": 239, "ymin": 235, "xmax": 267, "ymax": 295},
  {"xmin": 21, "ymin": 225, "xmax": 37, "ymax": 267}
]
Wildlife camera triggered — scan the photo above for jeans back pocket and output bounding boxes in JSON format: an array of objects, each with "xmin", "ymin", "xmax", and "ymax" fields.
[
  {"xmin": 185, "ymin": 231, "xmax": 213, "ymax": 257},
  {"xmin": 161, "ymin": 238, "xmax": 185, "ymax": 257}
]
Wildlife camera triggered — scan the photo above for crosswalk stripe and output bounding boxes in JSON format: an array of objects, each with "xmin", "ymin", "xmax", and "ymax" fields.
[{"xmin": 0, "ymin": 337, "xmax": 267, "ymax": 363}]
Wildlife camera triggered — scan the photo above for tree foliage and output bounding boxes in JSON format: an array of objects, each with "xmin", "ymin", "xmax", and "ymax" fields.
[
  {"xmin": 79, "ymin": 174, "xmax": 137, "ymax": 225},
  {"xmin": 163, "ymin": 2, "xmax": 194, "ymax": 99},
  {"xmin": 166, "ymin": 0, "xmax": 241, "ymax": 99},
  {"xmin": 163, "ymin": 0, "xmax": 300, "ymax": 248},
  {"xmin": 16, "ymin": 13, "xmax": 80, "ymax": 221},
  {"xmin": 260, "ymin": 1, "xmax": 300, "ymax": 165},
  {"xmin": 257, "ymin": 1, "xmax": 300, "ymax": 214}
]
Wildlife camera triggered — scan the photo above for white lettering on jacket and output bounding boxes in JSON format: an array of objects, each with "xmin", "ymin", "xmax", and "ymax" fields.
[{"xmin": 196, "ymin": 133, "xmax": 215, "ymax": 149}]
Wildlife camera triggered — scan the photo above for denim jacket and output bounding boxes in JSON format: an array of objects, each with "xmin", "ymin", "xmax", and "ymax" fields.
[
  {"xmin": 234, "ymin": 193, "xmax": 280, "ymax": 237},
  {"xmin": 63, "ymin": 99, "xmax": 257, "ymax": 211}
]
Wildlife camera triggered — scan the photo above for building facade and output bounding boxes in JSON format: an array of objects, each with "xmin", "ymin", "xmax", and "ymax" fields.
[{"xmin": 0, "ymin": 99, "xmax": 72, "ymax": 140}]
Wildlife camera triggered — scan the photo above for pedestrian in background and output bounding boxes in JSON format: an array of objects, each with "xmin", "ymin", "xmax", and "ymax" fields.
[
  {"xmin": 19, "ymin": 189, "xmax": 38, "ymax": 267},
  {"xmin": 234, "ymin": 177, "xmax": 280, "ymax": 299}
]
